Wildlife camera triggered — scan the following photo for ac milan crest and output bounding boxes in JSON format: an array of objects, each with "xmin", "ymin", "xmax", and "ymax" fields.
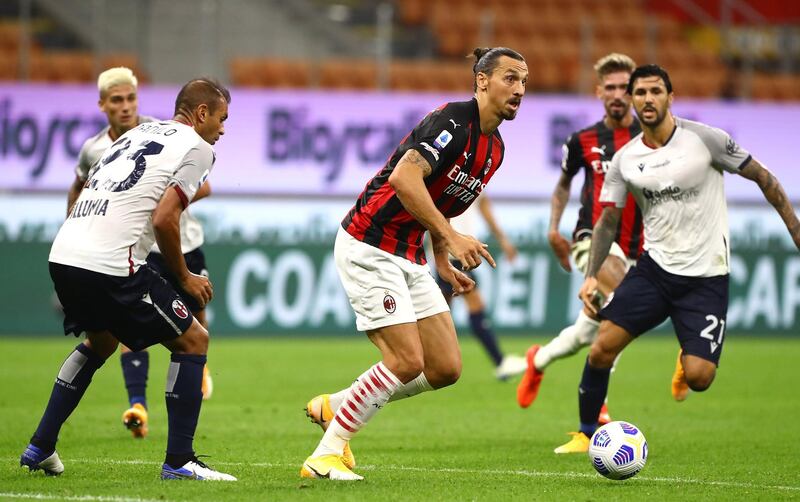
[
  {"xmin": 383, "ymin": 294, "xmax": 396, "ymax": 313},
  {"xmin": 172, "ymin": 299, "xmax": 189, "ymax": 319}
]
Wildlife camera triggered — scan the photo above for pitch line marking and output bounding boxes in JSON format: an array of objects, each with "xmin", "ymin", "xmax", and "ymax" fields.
[
  {"xmin": 0, "ymin": 493, "xmax": 161, "ymax": 502},
  {"xmin": 47, "ymin": 457, "xmax": 800, "ymax": 492}
]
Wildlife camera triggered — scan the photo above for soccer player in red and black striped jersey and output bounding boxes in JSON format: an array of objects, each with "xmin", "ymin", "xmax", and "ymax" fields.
[
  {"xmin": 301, "ymin": 47, "xmax": 528, "ymax": 481},
  {"xmin": 517, "ymin": 54, "xmax": 642, "ymax": 423}
]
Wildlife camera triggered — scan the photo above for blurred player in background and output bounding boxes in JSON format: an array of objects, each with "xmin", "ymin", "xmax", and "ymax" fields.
[
  {"xmin": 301, "ymin": 47, "xmax": 527, "ymax": 481},
  {"xmin": 435, "ymin": 194, "xmax": 527, "ymax": 380},
  {"xmin": 67, "ymin": 67, "xmax": 213, "ymax": 441},
  {"xmin": 516, "ymin": 54, "xmax": 641, "ymax": 426},
  {"xmin": 561, "ymin": 64, "xmax": 800, "ymax": 454},
  {"xmin": 21, "ymin": 78, "xmax": 234, "ymax": 480}
]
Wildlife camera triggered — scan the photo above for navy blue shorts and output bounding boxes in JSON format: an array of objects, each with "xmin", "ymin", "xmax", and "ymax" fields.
[
  {"xmin": 146, "ymin": 248, "xmax": 207, "ymax": 313},
  {"xmin": 436, "ymin": 259, "xmax": 476, "ymax": 297},
  {"xmin": 50, "ymin": 262, "xmax": 193, "ymax": 351},
  {"xmin": 600, "ymin": 253, "xmax": 729, "ymax": 365}
]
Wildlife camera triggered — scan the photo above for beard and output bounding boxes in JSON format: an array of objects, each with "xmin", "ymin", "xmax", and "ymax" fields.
[
  {"xmin": 606, "ymin": 101, "xmax": 629, "ymax": 121},
  {"xmin": 501, "ymin": 108, "xmax": 518, "ymax": 120},
  {"xmin": 639, "ymin": 106, "xmax": 667, "ymax": 127}
]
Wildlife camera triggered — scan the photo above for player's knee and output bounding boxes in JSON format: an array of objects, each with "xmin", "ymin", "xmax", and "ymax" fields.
[
  {"xmin": 686, "ymin": 367, "xmax": 716, "ymax": 392},
  {"xmin": 173, "ymin": 322, "xmax": 209, "ymax": 355},
  {"xmin": 391, "ymin": 352, "xmax": 425, "ymax": 383},
  {"xmin": 428, "ymin": 360, "xmax": 462, "ymax": 389},
  {"xmin": 84, "ymin": 333, "xmax": 118, "ymax": 359},
  {"xmin": 587, "ymin": 340, "xmax": 617, "ymax": 369}
]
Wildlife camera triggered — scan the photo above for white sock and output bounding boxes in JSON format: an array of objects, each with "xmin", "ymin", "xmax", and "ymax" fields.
[
  {"xmin": 328, "ymin": 388, "xmax": 349, "ymax": 412},
  {"xmin": 312, "ymin": 362, "xmax": 401, "ymax": 457},
  {"xmin": 534, "ymin": 311, "xmax": 600, "ymax": 371},
  {"xmin": 387, "ymin": 372, "xmax": 433, "ymax": 402}
]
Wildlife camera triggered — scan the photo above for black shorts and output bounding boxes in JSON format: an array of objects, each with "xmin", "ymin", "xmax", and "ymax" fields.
[
  {"xmin": 50, "ymin": 262, "xmax": 193, "ymax": 352},
  {"xmin": 145, "ymin": 248, "xmax": 208, "ymax": 313},
  {"xmin": 600, "ymin": 253, "xmax": 729, "ymax": 365},
  {"xmin": 436, "ymin": 259, "xmax": 476, "ymax": 297}
]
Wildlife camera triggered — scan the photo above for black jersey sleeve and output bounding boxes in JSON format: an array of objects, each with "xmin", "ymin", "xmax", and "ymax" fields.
[
  {"xmin": 561, "ymin": 133, "xmax": 584, "ymax": 178},
  {"xmin": 406, "ymin": 103, "xmax": 469, "ymax": 176}
]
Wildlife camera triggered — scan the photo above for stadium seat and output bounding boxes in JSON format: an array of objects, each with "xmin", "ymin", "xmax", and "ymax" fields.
[
  {"xmin": 398, "ymin": 0, "xmax": 426, "ymax": 26},
  {"xmin": 0, "ymin": 21, "xmax": 21, "ymax": 52},
  {"xmin": 50, "ymin": 52, "xmax": 94, "ymax": 83},
  {"xmin": 100, "ymin": 53, "xmax": 147, "ymax": 83},
  {"xmin": 0, "ymin": 50, "xmax": 18, "ymax": 80},
  {"xmin": 319, "ymin": 59, "xmax": 377, "ymax": 90}
]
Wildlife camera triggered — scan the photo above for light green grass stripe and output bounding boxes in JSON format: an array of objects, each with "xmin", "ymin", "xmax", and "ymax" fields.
[
  {"xmin": 0, "ymin": 493, "xmax": 163, "ymax": 502},
  {"xmin": 33, "ymin": 457, "xmax": 800, "ymax": 493}
]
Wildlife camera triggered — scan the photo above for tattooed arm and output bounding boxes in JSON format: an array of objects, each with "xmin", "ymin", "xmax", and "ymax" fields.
[
  {"xmin": 579, "ymin": 206, "xmax": 622, "ymax": 313},
  {"xmin": 739, "ymin": 158, "xmax": 800, "ymax": 250},
  {"xmin": 389, "ymin": 148, "xmax": 495, "ymax": 270}
]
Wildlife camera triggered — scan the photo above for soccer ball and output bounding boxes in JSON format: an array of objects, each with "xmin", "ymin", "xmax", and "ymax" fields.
[{"xmin": 588, "ymin": 421, "xmax": 648, "ymax": 480}]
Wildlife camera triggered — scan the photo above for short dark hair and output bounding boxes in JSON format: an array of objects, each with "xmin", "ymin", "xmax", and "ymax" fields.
[
  {"xmin": 174, "ymin": 77, "xmax": 231, "ymax": 115},
  {"xmin": 627, "ymin": 64, "xmax": 673, "ymax": 94},
  {"xmin": 471, "ymin": 47, "xmax": 525, "ymax": 91}
]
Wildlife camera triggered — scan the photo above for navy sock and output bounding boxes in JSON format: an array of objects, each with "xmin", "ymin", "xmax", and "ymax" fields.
[
  {"xmin": 31, "ymin": 343, "xmax": 105, "ymax": 452},
  {"xmin": 469, "ymin": 311, "xmax": 504, "ymax": 366},
  {"xmin": 120, "ymin": 350, "xmax": 149, "ymax": 408},
  {"xmin": 578, "ymin": 357, "xmax": 611, "ymax": 439},
  {"xmin": 165, "ymin": 353, "xmax": 206, "ymax": 458}
]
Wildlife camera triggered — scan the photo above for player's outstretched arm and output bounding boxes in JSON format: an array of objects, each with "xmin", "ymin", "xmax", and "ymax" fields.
[
  {"xmin": 153, "ymin": 187, "xmax": 213, "ymax": 307},
  {"xmin": 389, "ymin": 149, "xmax": 495, "ymax": 270},
  {"xmin": 579, "ymin": 206, "xmax": 621, "ymax": 313},
  {"xmin": 548, "ymin": 171, "xmax": 574, "ymax": 271},
  {"xmin": 739, "ymin": 158, "xmax": 800, "ymax": 250}
]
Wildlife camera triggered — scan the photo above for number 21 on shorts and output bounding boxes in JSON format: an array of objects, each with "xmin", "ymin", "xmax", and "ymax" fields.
[{"xmin": 700, "ymin": 315, "xmax": 725, "ymax": 354}]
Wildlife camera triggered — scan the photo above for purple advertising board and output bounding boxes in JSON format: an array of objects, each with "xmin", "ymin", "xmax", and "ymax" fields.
[{"xmin": 1, "ymin": 83, "xmax": 797, "ymax": 200}]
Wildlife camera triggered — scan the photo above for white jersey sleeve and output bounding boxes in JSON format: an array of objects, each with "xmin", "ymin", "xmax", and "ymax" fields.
[
  {"xmin": 170, "ymin": 141, "xmax": 214, "ymax": 207},
  {"xmin": 75, "ymin": 128, "xmax": 110, "ymax": 181},
  {"xmin": 681, "ymin": 120, "xmax": 751, "ymax": 173},
  {"xmin": 599, "ymin": 146, "xmax": 631, "ymax": 208}
]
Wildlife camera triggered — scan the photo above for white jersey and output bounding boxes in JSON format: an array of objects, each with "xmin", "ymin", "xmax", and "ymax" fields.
[
  {"xmin": 75, "ymin": 116, "xmax": 204, "ymax": 254},
  {"xmin": 51, "ymin": 121, "xmax": 215, "ymax": 276},
  {"xmin": 600, "ymin": 117, "xmax": 751, "ymax": 277},
  {"xmin": 75, "ymin": 116, "xmax": 158, "ymax": 182}
]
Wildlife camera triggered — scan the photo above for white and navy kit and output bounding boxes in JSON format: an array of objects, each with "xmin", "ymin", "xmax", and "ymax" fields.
[
  {"xmin": 598, "ymin": 118, "xmax": 751, "ymax": 364},
  {"xmin": 75, "ymin": 116, "xmax": 158, "ymax": 183},
  {"xmin": 77, "ymin": 116, "xmax": 208, "ymax": 298},
  {"xmin": 50, "ymin": 121, "xmax": 214, "ymax": 349}
]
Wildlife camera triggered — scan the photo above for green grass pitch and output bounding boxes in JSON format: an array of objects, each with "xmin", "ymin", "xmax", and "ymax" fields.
[{"xmin": 1, "ymin": 334, "xmax": 799, "ymax": 501}]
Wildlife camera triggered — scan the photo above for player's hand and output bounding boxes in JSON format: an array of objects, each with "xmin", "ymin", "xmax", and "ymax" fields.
[
  {"xmin": 548, "ymin": 230, "xmax": 572, "ymax": 272},
  {"xmin": 500, "ymin": 237, "xmax": 518, "ymax": 262},
  {"xmin": 447, "ymin": 232, "xmax": 496, "ymax": 271},
  {"xmin": 578, "ymin": 276, "xmax": 602, "ymax": 315},
  {"xmin": 437, "ymin": 261, "xmax": 476, "ymax": 296},
  {"xmin": 181, "ymin": 273, "xmax": 213, "ymax": 308}
]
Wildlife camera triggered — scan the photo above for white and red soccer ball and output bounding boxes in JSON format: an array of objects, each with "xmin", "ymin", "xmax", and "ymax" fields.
[{"xmin": 588, "ymin": 421, "xmax": 648, "ymax": 480}]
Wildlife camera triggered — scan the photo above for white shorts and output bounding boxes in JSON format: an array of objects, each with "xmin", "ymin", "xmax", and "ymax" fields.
[
  {"xmin": 571, "ymin": 238, "xmax": 634, "ymax": 275},
  {"xmin": 335, "ymin": 227, "xmax": 450, "ymax": 332}
]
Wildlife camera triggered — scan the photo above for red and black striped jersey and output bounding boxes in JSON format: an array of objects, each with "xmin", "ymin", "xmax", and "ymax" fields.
[
  {"xmin": 342, "ymin": 98, "xmax": 504, "ymax": 264},
  {"xmin": 562, "ymin": 118, "xmax": 644, "ymax": 259}
]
